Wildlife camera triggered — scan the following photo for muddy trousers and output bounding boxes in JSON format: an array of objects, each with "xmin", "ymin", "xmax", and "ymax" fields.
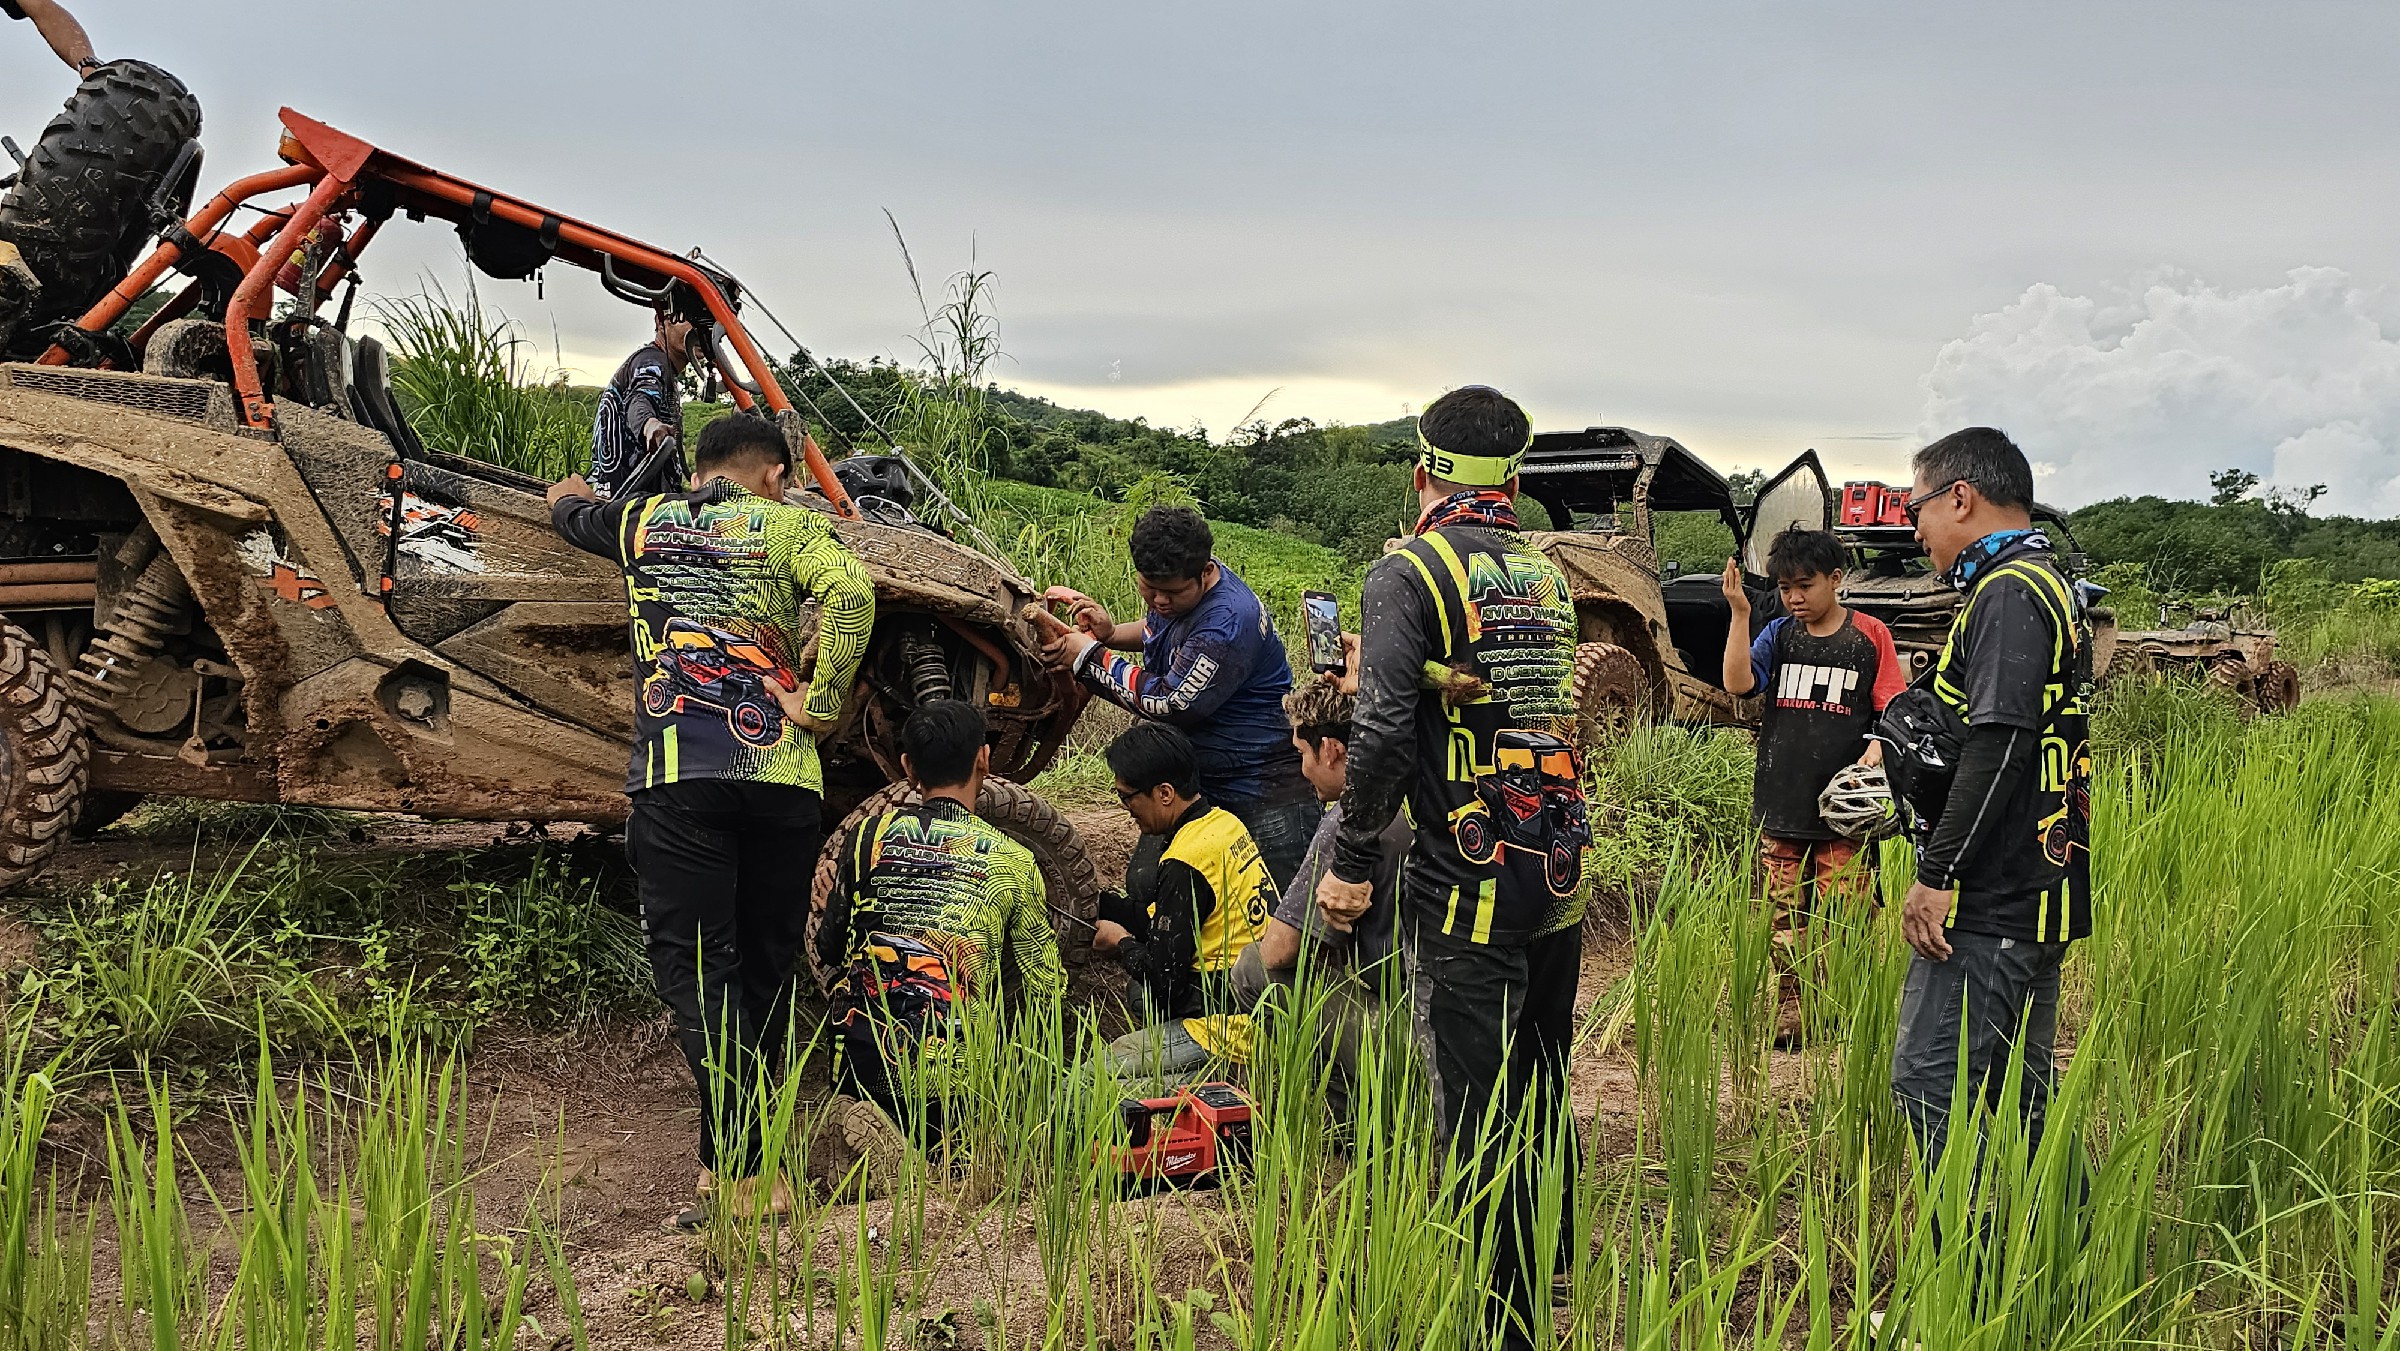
[
  {"xmin": 628, "ymin": 780, "xmax": 822, "ymax": 1177},
  {"xmin": 1408, "ymin": 922, "xmax": 1582, "ymax": 1351}
]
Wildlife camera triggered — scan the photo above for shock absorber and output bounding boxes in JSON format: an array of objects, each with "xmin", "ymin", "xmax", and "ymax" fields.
[
  {"xmin": 70, "ymin": 551, "xmax": 192, "ymax": 717},
  {"xmin": 897, "ymin": 629, "xmax": 953, "ymax": 706}
]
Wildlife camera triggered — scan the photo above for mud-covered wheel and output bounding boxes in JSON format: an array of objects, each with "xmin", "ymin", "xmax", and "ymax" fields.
[
  {"xmin": 2256, "ymin": 660, "xmax": 2301, "ymax": 714},
  {"xmin": 1570, "ymin": 641, "xmax": 1646, "ymax": 751},
  {"xmin": 2109, "ymin": 645, "xmax": 2157, "ymax": 686},
  {"xmin": 0, "ymin": 620, "xmax": 90, "ymax": 892},
  {"xmin": 0, "ymin": 61, "xmax": 201, "ymax": 356},
  {"xmin": 2206, "ymin": 656, "xmax": 2257, "ymax": 710},
  {"xmin": 806, "ymin": 776, "xmax": 1101, "ymax": 995}
]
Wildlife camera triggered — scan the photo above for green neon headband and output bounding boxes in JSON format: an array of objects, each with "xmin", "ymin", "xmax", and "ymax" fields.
[{"xmin": 1415, "ymin": 424, "xmax": 1532, "ymax": 487}]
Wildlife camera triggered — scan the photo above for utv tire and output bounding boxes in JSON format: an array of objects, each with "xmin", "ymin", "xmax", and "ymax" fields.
[
  {"xmin": 0, "ymin": 620, "xmax": 90, "ymax": 893},
  {"xmin": 807, "ymin": 776, "xmax": 1101, "ymax": 996},
  {"xmin": 1570, "ymin": 641, "xmax": 1647, "ymax": 751},
  {"xmin": 2256, "ymin": 660, "xmax": 2301, "ymax": 715},
  {"xmin": 0, "ymin": 61, "xmax": 201, "ymax": 357}
]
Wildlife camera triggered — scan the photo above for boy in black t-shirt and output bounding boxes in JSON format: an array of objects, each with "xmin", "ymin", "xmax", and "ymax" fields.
[{"xmin": 1721, "ymin": 528, "xmax": 1904, "ymax": 1046}]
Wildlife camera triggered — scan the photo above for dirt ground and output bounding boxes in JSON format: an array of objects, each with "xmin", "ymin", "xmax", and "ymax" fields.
[{"xmin": 14, "ymin": 805, "xmax": 1814, "ymax": 1349}]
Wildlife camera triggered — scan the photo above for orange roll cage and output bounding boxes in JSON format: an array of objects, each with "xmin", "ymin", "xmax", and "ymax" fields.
[{"xmin": 41, "ymin": 109, "xmax": 855, "ymax": 518}]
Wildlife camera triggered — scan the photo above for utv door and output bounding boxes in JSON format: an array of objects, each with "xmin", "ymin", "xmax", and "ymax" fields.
[{"xmin": 1738, "ymin": 450, "xmax": 1835, "ymax": 577}]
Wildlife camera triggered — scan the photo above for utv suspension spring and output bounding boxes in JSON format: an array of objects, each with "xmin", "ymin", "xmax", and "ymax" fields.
[
  {"xmin": 69, "ymin": 552, "xmax": 193, "ymax": 717},
  {"xmin": 898, "ymin": 632, "xmax": 954, "ymax": 705}
]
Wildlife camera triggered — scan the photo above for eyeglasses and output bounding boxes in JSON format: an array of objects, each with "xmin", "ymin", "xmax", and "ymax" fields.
[
  {"xmin": 1114, "ymin": 784, "xmax": 1146, "ymax": 804},
  {"xmin": 1903, "ymin": 479, "xmax": 1972, "ymax": 526}
]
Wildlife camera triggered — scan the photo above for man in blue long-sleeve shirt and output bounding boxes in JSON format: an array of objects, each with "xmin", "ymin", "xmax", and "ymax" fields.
[{"xmin": 1037, "ymin": 506, "xmax": 1319, "ymax": 888}]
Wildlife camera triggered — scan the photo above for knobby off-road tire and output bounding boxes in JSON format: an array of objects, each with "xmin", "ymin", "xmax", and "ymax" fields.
[
  {"xmin": 0, "ymin": 620, "xmax": 90, "ymax": 893},
  {"xmin": 0, "ymin": 61, "xmax": 200, "ymax": 355},
  {"xmin": 2206, "ymin": 656, "xmax": 2258, "ymax": 713},
  {"xmin": 2256, "ymin": 660, "xmax": 2302, "ymax": 715},
  {"xmin": 805, "ymin": 776, "xmax": 1101, "ymax": 996},
  {"xmin": 1571, "ymin": 641, "xmax": 1647, "ymax": 753}
]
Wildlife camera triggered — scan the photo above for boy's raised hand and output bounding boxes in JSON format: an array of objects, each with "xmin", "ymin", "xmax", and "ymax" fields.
[{"xmin": 1719, "ymin": 556, "xmax": 1749, "ymax": 613}]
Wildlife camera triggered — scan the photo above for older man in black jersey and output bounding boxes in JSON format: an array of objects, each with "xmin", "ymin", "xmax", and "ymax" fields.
[{"xmin": 1888, "ymin": 426, "xmax": 2094, "ymax": 1178}]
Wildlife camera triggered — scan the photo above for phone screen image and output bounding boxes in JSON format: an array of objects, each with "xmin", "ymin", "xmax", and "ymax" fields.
[{"xmin": 1302, "ymin": 592, "xmax": 1344, "ymax": 673}]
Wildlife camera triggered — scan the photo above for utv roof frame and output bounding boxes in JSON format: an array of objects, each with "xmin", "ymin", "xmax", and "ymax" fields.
[
  {"xmin": 34, "ymin": 107, "xmax": 857, "ymax": 516},
  {"xmin": 1519, "ymin": 425, "xmax": 1743, "ymax": 537}
]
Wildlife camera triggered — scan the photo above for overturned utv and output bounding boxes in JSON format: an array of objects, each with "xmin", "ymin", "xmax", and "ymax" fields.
[{"xmin": 0, "ymin": 109, "xmax": 1100, "ymax": 959}]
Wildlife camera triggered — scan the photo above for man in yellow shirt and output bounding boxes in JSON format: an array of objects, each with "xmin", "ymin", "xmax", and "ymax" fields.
[{"xmin": 1092, "ymin": 722, "xmax": 1273, "ymax": 1090}]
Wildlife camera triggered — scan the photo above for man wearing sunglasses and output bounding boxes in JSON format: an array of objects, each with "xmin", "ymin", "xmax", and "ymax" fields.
[{"xmin": 1887, "ymin": 427, "xmax": 2094, "ymax": 1184}]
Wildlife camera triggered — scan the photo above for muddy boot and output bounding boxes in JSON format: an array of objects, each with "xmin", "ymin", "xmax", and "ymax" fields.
[
  {"xmin": 1772, "ymin": 974, "xmax": 1808, "ymax": 1050},
  {"xmin": 839, "ymin": 1096, "xmax": 919, "ymax": 1201},
  {"xmin": 1770, "ymin": 922, "xmax": 1809, "ymax": 1050}
]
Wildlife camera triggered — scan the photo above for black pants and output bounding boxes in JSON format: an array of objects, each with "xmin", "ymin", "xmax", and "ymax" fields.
[
  {"xmin": 1889, "ymin": 929, "xmax": 2068, "ymax": 1177},
  {"xmin": 1407, "ymin": 920, "xmax": 1582, "ymax": 1351},
  {"xmin": 628, "ymin": 779, "xmax": 822, "ymax": 1176}
]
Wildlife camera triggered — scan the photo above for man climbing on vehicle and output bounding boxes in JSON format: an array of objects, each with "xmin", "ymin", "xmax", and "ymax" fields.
[
  {"xmin": 1719, "ymin": 526, "xmax": 1905, "ymax": 1048},
  {"xmin": 587, "ymin": 299, "xmax": 694, "ymax": 500},
  {"xmin": 547, "ymin": 411, "xmax": 875, "ymax": 1230},
  {"xmin": 1032, "ymin": 506, "xmax": 1319, "ymax": 890},
  {"xmin": 1092, "ymin": 721, "xmax": 1273, "ymax": 1093},
  {"xmin": 1316, "ymin": 384, "xmax": 1585, "ymax": 1351},
  {"xmin": 1886, "ymin": 425, "xmax": 2092, "ymax": 1182},
  {"xmin": 815, "ymin": 699, "xmax": 1065, "ymax": 1190}
]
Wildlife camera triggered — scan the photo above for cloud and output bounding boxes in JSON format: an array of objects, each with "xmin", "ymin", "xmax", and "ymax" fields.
[{"xmin": 1916, "ymin": 268, "xmax": 2400, "ymax": 514}]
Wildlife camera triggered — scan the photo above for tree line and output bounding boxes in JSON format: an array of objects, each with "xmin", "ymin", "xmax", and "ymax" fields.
[{"xmin": 766, "ymin": 356, "xmax": 2400, "ymax": 591}]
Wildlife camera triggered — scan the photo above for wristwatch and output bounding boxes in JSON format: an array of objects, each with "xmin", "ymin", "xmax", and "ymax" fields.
[{"xmin": 76, "ymin": 57, "xmax": 101, "ymax": 74}]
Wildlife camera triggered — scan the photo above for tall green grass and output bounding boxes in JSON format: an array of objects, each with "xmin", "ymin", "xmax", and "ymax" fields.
[
  {"xmin": 0, "ymin": 1041, "xmax": 583, "ymax": 1351},
  {"xmin": 612, "ymin": 691, "xmax": 2400, "ymax": 1346},
  {"xmin": 10, "ymin": 698, "xmax": 2400, "ymax": 1344},
  {"xmin": 378, "ymin": 278, "xmax": 588, "ymax": 481}
]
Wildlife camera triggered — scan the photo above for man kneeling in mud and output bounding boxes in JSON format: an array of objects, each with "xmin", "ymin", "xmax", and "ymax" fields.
[{"xmin": 815, "ymin": 701, "xmax": 1065, "ymax": 1193}]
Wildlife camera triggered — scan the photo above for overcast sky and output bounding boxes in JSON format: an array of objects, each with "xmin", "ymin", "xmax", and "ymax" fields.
[{"xmin": 7, "ymin": 1, "xmax": 2396, "ymax": 508}]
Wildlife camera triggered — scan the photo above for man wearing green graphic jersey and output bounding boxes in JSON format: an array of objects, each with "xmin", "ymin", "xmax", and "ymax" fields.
[
  {"xmin": 549, "ymin": 412, "xmax": 874, "ymax": 1226},
  {"xmin": 1318, "ymin": 385, "xmax": 1587, "ymax": 1351},
  {"xmin": 817, "ymin": 700, "xmax": 1064, "ymax": 1154}
]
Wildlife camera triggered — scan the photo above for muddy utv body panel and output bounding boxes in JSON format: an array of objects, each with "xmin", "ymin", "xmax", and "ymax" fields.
[
  {"xmin": 0, "ymin": 107, "xmax": 1099, "ymax": 940},
  {"xmin": 0, "ymin": 363, "xmax": 1083, "ymax": 823}
]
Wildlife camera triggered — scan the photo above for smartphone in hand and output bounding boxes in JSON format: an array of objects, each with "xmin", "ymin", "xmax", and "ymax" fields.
[{"xmin": 1302, "ymin": 590, "xmax": 1345, "ymax": 675}]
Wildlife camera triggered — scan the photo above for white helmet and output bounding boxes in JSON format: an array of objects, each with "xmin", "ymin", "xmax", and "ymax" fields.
[{"xmin": 1818, "ymin": 760, "xmax": 1903, "ymax": 842}]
